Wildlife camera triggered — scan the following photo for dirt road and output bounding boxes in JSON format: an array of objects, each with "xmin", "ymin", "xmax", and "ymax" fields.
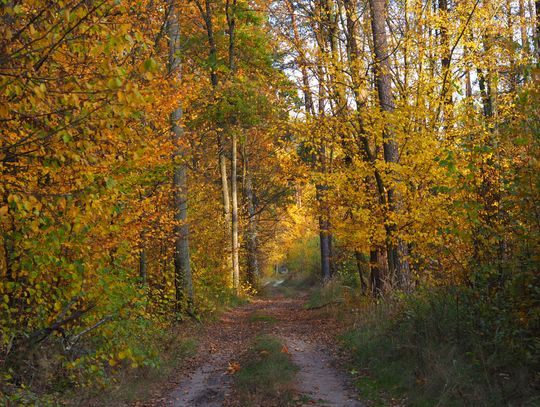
[{"xmin": 148, "ymin": 292, "xmax": 363, "ymax": 407}]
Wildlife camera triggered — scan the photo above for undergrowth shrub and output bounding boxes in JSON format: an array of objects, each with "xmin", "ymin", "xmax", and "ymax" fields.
[
  {"xmin": 305, "ymin": 278, "xmax": 345, "ymax": 309},
  {"xmin": 0, "ymin": 309, "xmax": 196, "ymax": 405},
  {"xmin": 342, "ymin": 271, "xmax": 540, "ymax": 406},
  {"xmin": 305, "ymin": 275, "xmax": 366, "ymax": 310},
  {"xmin": 283, "ymin": 235, "xmax": 321, "ymax": 276}
]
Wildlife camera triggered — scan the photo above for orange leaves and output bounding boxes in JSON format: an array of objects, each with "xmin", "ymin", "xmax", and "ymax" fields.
[
  {"xmin": 227, "ymin": 361, "xmax": 241, "ymax": 374},
  {"xmin": 0, "ymin": 0, "xmax": 292, "ymax": 397}
]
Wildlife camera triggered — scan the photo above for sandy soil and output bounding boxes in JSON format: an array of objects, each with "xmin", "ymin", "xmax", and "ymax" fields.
[{"xmin": 145, "ymin": 291, "xmax": 363, "ymax": 407}]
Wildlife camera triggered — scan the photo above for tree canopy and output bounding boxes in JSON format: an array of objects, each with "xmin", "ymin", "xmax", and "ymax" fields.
[{"xmin": 1, "ymin": 0, "xmax": 538, "ymax": 402}]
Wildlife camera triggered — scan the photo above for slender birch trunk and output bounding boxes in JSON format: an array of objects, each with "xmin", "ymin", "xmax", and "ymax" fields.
[
  {"xmin": 219, "ymin": 135, "xmax": 233, "ymax": 278},
  {"xmin": 231, "ymin": 133, "xmax": 240, "ymax": 291},
  {"xmin": 227, "ymin": 0, "xmax": 240, "ymax": 291}
]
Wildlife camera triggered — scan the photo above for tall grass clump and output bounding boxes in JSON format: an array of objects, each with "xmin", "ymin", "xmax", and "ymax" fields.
[
  {"xmin": 234, "ymin": 335, "xmax": 298, "ymax": 406},
  {"xmin": 342, "ymin": 271, "xmax": 540, "ymax": 406}
]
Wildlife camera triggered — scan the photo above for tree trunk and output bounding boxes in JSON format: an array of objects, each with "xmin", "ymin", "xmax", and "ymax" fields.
[
  {"xmin": 316, "ymin": 183, "xmax": 332, "ymax": 281},
  {"xmin": 288, "ymin": 0, "xmax": 315, "ymax": 115},
  {"xmin": 519, "ymin": 0, "xmax": 530, "ymax": 54},
  {"xmin": 226, "ymin": 0, "xmax": 237, "ymax": 74},
  {"xmin": 354, "ymin": 250, "xmax": 368, "ymax": 295},
  {"xmin": 439, "ymin": 0, "xmax": 453, "ymax": 118},
  {"xmin": 167, "ymin": 0, "xmax": 193, "ymax": 313},
  {"xmin": 324, "ymin": 0, "xmax": 347, "ymax": 113},
  {"xmin": 218, "ymin": 134, "xmax": 233, "ymax": 278},
  {"xmin": 139, "ymin": 239, "xmax": 147, "ymax": 285},
  {"xmin": 291, "ymin": 0, "xmax": 334, "ymax": 282},
  {"xmin": 198, "ymin": 0, "xmax": 218, "ymax": 88},
  {"xmin": 536, "ymin": 0, "xmax": 540, "ymax": 61},
  {"xmin": 243, "ymin": 143, "xmax": 259, "ymax": 287},
  {"xmin": 231, "ymin": 133, "xmax": 240, "ymax": 292},
  {"xmin": 316, "ymin": 50, "xmax": 335, "ymax": 281},
  {"xmin": 227, "ymin": 0, "xmax": 240, "ymax": 292},
  {"xmin": 1, "ymin": 192, "xmax": 14, "ymax": 283},
  {"xmin": 369, "ymin": 249, "xmax": 383, "ymax": 296},
  {"xmin": 342, "ymin": 0, "xmax": 390, "ymax": 289},
  {"xmin": 368, "ymin": 0, "xmax": 411, "ymax": 291},
  {"xmin": 195, "ymin": 0, "xmax": 233, "ymax": 282}
]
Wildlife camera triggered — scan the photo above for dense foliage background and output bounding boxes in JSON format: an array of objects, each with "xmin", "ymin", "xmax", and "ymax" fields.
[{"xmin": 1, "ymin": 0, "xmax": 538, "ymax": 404}]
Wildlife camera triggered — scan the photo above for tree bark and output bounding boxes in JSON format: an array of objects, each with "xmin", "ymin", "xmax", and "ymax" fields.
[
  {"xmin": 218, "ymin": 134, "xmax": 233, "ymax": 278},
  {"xmin": 139, "ymin": 245, "xmax": 147, "ymax": 284},
  {"xmin": 439, "ymin": 0, "xmax": 453, "ymax": 118},
  {"xmin": 227, "ymin": 0, "xmax": 240, "ymax": 292},
  {"xmin": 369, "ymin": 249, "xmax": 383, "ymax": 296},
  {"xmin": 167, "ymin": 0, "xmax": 193, "ymax": 313},
  {"xmin": 243, "ymin": 143, "xmax": 259, "ymax": 287},
  {"xmin": 519, "ymin": 0, "xmax": 530, "ymax": 54},
  {"xmin": 342, "ymin": 0, "xmax": 390, "ymax": 291},
  {"xmin": 354, "ymin": 250, "xmax": 368, "ymax": 295},
  {"xmin": 226, "ymin": 0, "xmax": 237, "ymax": 74},
  {"xmin": 290, "ymin": 0, "xmax": 334, "ymax": 282},
  {"xmin": 368, "ymin": 0, "xmax": 411, "ymax": 290},
  {"xmin": 536, "ymin": 0, "xmax": 540, "ymax": 61},
  {"xmin": 1, "ymin": 192, "xmax": 15, "ymax": 283},
  {"xmin": 231, "ymin": 133, "xmax": 240, "ymax": 291},
  {"xmin": 316, "ymin": 182, "xmax": 332, "ymax": 281},
  {"xmin": 288, "ymin": 0, "xmax": 315, "ymax": 115},
  {"xmin": 315, "ymin": 14, "xmax": 335, "ymax": 281}
]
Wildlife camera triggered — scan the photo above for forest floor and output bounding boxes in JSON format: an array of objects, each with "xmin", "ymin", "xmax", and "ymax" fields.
[{"xmin": 134, "ymin": 284, "xmax": 363, "ymax": 407}]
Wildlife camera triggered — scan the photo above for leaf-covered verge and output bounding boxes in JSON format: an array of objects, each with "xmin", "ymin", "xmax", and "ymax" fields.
[{"xmin": 1, "ymin": 322, "xmax": 197, "ymax": 406}]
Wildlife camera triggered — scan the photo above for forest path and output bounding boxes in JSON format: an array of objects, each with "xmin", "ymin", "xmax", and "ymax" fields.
[{"xmin": 147, "ymin": 289, "xmax": 363, "ymax": 407}]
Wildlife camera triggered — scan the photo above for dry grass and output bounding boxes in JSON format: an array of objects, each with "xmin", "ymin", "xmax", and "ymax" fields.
[{"xmin": 231, "ymin": 335, "xmax": 298, "ymax": 407}]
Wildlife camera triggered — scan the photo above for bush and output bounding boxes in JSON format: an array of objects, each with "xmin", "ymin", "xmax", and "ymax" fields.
[{"xmin": 342, "ymin": 279, "xmax": 540, "ymax": 406}]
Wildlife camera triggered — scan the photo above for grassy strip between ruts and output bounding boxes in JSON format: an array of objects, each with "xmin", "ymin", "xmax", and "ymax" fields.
[
  {"xmin": 248, "ymin": 312, "xmax": 278, "ymax": 324},
  {"xmin": 232, "ymin": 335, "xmax": 299, "ymax": 406}
]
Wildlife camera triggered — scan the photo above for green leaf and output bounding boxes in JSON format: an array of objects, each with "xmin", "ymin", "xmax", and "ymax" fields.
[
  {"xmin": 105, "ymin": 177, "xmax": 117, "ymax": 189},
  {"xmin": 143, "ymin": 58, "xmax": 157, "ymax": 72},
  {"xmin": 513, "ymin": 137, "xmax": 528, "ymax": 146},
  {"xmin": 107, "ymin": 77, "xmax": 123, "ymax": 89}
]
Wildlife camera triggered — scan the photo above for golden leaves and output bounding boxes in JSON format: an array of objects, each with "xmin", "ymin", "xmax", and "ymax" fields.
[{"xmin": 227, "ymin": 361, "xmax": 241, "ymax": 374}]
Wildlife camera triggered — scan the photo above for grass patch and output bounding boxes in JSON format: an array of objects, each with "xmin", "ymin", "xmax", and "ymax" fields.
[
  {"xmin": 304, "ymin": 278, "xmax": 345, "ymax": 309},
  {"xmin": 234, "ymin": 335, "xmax": 299, "ymax": 406},
  {"xmin": 248, "ymin": 313, "xmax": 278, "ymax": 324},
  {"xmin": 341, "ymin": 287, "xmax": 540, "ymax": 406}
]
